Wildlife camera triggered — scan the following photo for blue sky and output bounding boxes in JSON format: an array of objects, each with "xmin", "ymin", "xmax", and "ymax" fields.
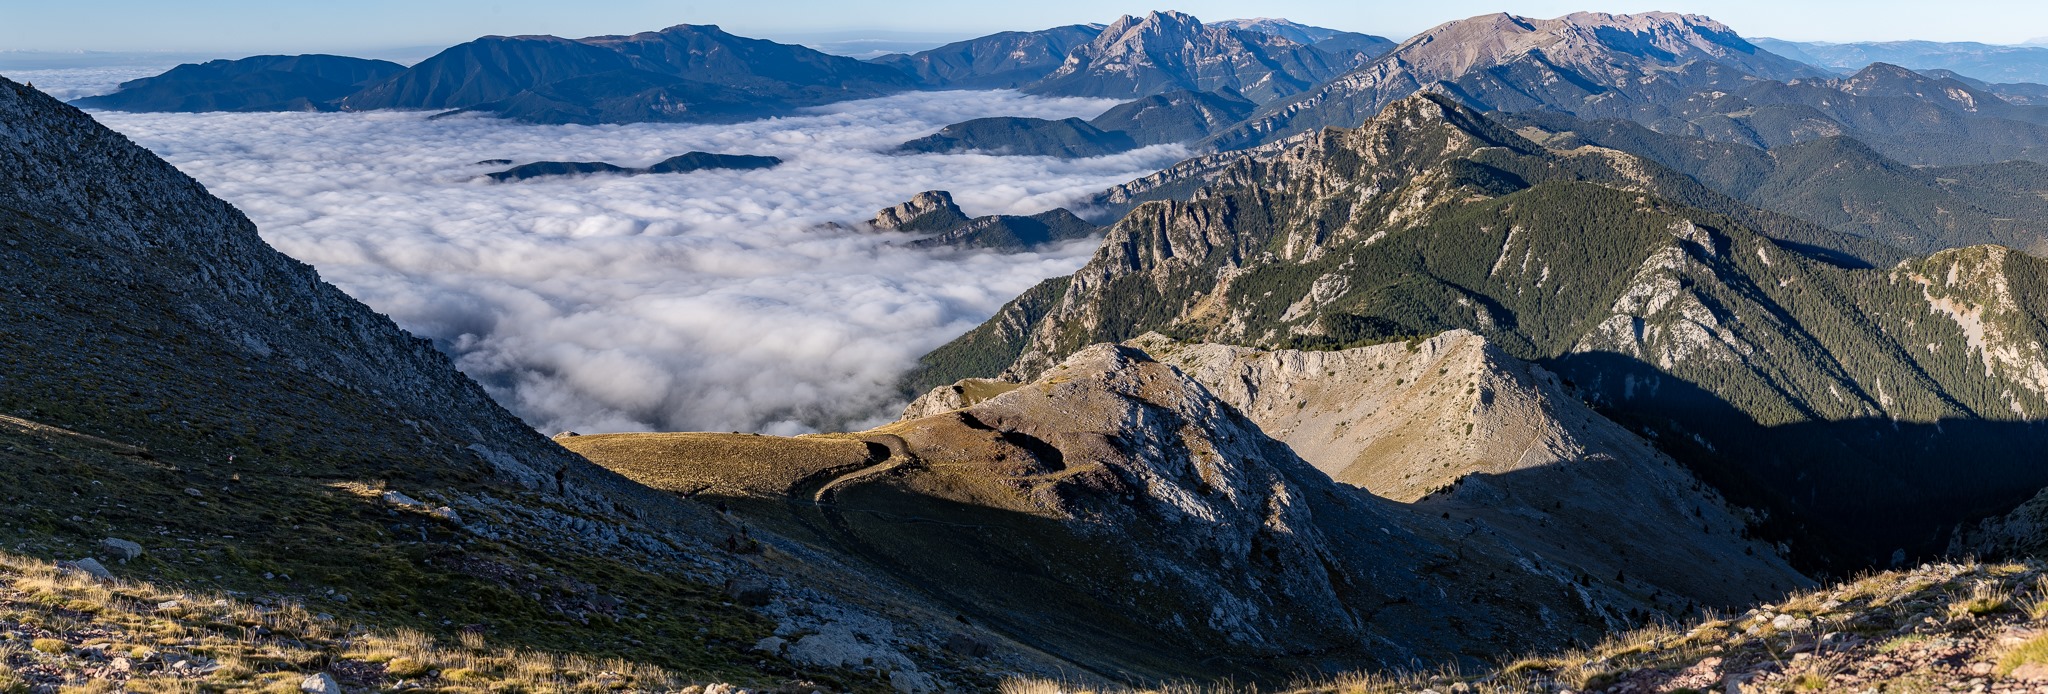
[{"xmin": 3, "ymin": 0, "xmax": 2047, "ymax": 56}]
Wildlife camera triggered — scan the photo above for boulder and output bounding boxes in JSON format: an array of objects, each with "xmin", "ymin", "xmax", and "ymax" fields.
[
  {"xmin": 300, "ymin": 673, "xmax": 341, "ymax": 694},
  {"xmin": 100, "ymin": 537, "xmax": 144, "ymax": 562}
]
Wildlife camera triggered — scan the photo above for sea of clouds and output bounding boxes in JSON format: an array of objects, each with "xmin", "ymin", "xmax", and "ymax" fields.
[{"xmin": 57, "ymin": 87, "xmax": 1187, "ymax": 435}]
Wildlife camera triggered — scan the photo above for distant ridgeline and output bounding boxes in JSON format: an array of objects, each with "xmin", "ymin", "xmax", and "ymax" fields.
[
  {"xmin": 67, "ymin": 12, "xmax": 1390, "ymax": 125},
  {"xmin": 915, "ymin": 91, "xmax": 2048, "ymax": 577},
  {"xmin": 482, "ymin": 152, "xmax": 781, "ymax": 181}
]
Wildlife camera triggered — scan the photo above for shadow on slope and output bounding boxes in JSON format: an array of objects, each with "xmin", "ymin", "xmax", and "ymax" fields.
[{"xmin": 1552, "ymin": 350, "xmax": 2048, "ymax": 575}]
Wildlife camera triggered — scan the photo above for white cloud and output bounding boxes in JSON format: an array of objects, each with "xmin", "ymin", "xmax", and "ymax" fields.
[
  {"xmin": 83, "ymin": 91, "xmax": 1183, "ymax": 434},
  {"xmin": 3, "ymin": 65, "xmax": 175, "ymax": 100}
]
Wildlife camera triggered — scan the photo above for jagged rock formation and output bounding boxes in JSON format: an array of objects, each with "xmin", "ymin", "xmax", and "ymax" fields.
[
  {"xmin": 1211, "ymin": 18, "xmax": 1396, "ymax": 67},
  {"xmin": 1127, "ymin": 331, "xmax": 1805, "ymax": 609},
  {"xmin": 868, "ymin": 24, "xmax": 1105, "ymax": 89},
  {"xmin": 72, "ymin": 54, "xmax": 404, "ymax": 112},
  {"xmin": 1023, "ymin": 11, "xmax": 1347, "ymax": 104},
  {"xmin": 1213, "ymin": 11, "xmax": 1820, "ymax": 149},
  {"xmin": 1212, "ymin": 12, "xmax": 2048, "ymax": 169},
  {"xmin": 864, "ymin": 190, "xmax": 1098, "ymax": 250},
  {"xmin": 899, "ymin": 89, "xmax": 1255, "ymax": 157},
  {"xmin": 921, "ymin": 92, "xmax": 2048, "ymax": 570},
  {"xmin": 483, "ymin": 152, "xmax": 780, "ymax": 181},
  {"xmin": 575, "ymin": 342, "xmax": 1738, "ymax": 682}
]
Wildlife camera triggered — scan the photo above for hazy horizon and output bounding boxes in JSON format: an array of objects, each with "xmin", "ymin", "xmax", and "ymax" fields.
[{"xmin": 5, "ymin": 0, "xmax": 2048, "ymax": 59}]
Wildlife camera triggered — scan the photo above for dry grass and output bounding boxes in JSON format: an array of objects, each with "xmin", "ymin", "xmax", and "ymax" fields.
[
  {"xmin": 560, "ymin": 431, "xmax": 876, "ymax": 498},
  {"xmin": 0, "ymin": 550, "xmax": 716, "ymax": 693}
]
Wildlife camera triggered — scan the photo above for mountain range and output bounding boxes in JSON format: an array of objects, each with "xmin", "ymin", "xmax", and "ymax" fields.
[
  {"xmin": 920, "ymin": 92, "xmax": 2048, "ymax": 573},
  {"xmin": 897, "ymin": 88, "xmax": 1256, "ymax": 157},
  {"xmin": 27, "ymin": 6, "xmax": 2048, "ymax": 691},
  {"xmin": 1756, "ymin": 37, "xmax": 2048, "ymax": 84},
  {"xmin": 72, "ymin": 12, "xmax": 1389, "ymax": 125}
]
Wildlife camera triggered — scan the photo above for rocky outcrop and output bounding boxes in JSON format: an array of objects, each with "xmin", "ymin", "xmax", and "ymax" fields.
[
  {"xmin": 1212, "ymin": 11, "xmax": 1821, "ymax": 149},
  {"xmin": 1131, "ymin": 331, "xmax": 1806, "ymax": 609},
  {"xmin": 868, "ymin": 190, "xmax": 969, "ymax": 231},
  {"xmin": 1023, "ymin": 11, "xmax": 1347, "ymax": 104},
  {"xmin": 597, "ymin": 342, "xmax": 1703, "ymax": 681},
  {"xmin": 868, "ymin": 24, "xmax": 1105, "ymax": 89},
  {"xmin": 922, "ymin": 90, "xmax": 2048, "ymax": 569},
  {"xmin": 865, "ymin": 191, "xmax": 1099, "ymax": 251}
]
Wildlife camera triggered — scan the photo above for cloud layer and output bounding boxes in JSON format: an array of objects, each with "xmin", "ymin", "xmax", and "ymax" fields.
[{"xmin": 80, "ymin": 90, "xmax": 1184, "ymax": 434}]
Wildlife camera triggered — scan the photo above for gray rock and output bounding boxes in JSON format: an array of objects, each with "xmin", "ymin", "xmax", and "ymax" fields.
[
  {"xmin": 101, "ymin": 537, "xmax": 144, "ymax": 562},
  {"xmin": 382, "ymin": 491, "xmax": 424, "ymax": 508},
  {"xmin": 751, "ymin": 636, "xmax": 786, "ymax": 654},
  {"xmin": 66, "ymin": 557, "xmax": 113, "ymax": 579},
  {"xmin": 889, "ymin": 669, "xmax": 935, "ymax": 694},
  {"xmin": 300, "ymin": 673, "xmax": 341, "ymax": 694}
]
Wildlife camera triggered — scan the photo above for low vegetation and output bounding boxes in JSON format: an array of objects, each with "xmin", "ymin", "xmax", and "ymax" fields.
[
  {"xmin": 0, "ymin": 549, "xmax": 753, "ymax": 693},
  {"xmin": 995, "ymin": 560, "xmax": 2048, "ymax": 693}
]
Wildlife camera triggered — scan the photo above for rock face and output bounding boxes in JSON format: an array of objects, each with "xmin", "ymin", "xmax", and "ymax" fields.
[
  {"xmin": 1211, "ymin": 18, "xmax": 1396, "ymax": 66},
  {"xmin": 484, "ymin": 152, "xmax": 780, "ymax": 181},
  {"xmin": 1023, "ymin": 11, "xmax": 1347, "ymax": 104},
  {"xmin": 1211, "ymin": 13, "xmax": 2048, "ymax": 169},
  {"xmin": 868, "ymin": 24, "xmax": 1105, "ymax": 89},
  {"xmin": 1129, "ymin": 331, "xmax": 1805, "ymax": 608},
  {"xmin": 586, "ymin": 342, "xmax": 1712, "ymax": 681},
  {"xmin": 867, "ymin": 190, "xmax": 970, "ymax": 231},
  {"xmin": 921, "ymin": 91, "xmax": 2048, "ymax": 570},
  {"xmin": 1213, "ymin": 11, "xmax": 1822, "ymax": 148},
  {"xmin": 864, "ymin": 191, "xmax": 1099, "ymax": 251},
  {"xmin": 72, "ymin": 55, "xmax": 404, "ymax": 112},
  {"xmin": 336, "ymin": 25, "xmax": 914, "ymax": 123},
  {"xmin": 899, "ymin": 88, "xmax": 1256, "ymax": 158}
]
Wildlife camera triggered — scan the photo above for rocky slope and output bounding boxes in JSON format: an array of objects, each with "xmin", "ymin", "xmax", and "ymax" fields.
[
  {"xmin": 575, "ymin": 341, "xmax": 1767, "ymax": 683},
  {"xmin": 1212, "ymin": 11, "xmax": 1820, "ymax": 149},
  {"xmin": 1128, "ymin": 330, "xmax": 1805, "ymax": 609},
  {"xmin": 1212, "ymin": 18, "xmax": 1396, "ymax": 65},
  {"xmin": 1023, "ymin": 11, "xmax": 1347, "ymax": 104},
  {"xmin": 73, "ymin": 54, "xmax": 404, "ymax": 112},
  {"xmin": 1213, "ymin": 12, "xmax": 2048, "ymax": 170},
  {"xmin": 865, "ymin": 190, "xmax": 1099, "ymax": 250},
  {"xmin": 0, "ymin": 76, "xmax": 1091, "ymax": 692},
  {"xmin": 868, "ymin": 24, "xmax": 1105, "ymax": 89},
  {"xmin": 923, "ymin": 91, "xmax": 2048, "ymax": 570},
  {"xmin": 1500, "ymin": 109, "xmax": 2048, "ymax": 255}
]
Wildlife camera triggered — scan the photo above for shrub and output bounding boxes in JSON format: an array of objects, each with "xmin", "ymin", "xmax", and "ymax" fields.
[{"xmin": 30, "ymin": 638, "xmax": 68, "ymax": 654}]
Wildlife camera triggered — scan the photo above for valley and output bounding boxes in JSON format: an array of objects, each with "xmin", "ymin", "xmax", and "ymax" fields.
[{"xmin": 12, "ymin": 4, "xmax": 2048, "ymax": 692}]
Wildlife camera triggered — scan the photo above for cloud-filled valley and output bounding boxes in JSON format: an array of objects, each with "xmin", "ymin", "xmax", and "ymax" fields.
[{"xmin": 71, "ymin": 89, "xmax": 1187, "ymax": 435}]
